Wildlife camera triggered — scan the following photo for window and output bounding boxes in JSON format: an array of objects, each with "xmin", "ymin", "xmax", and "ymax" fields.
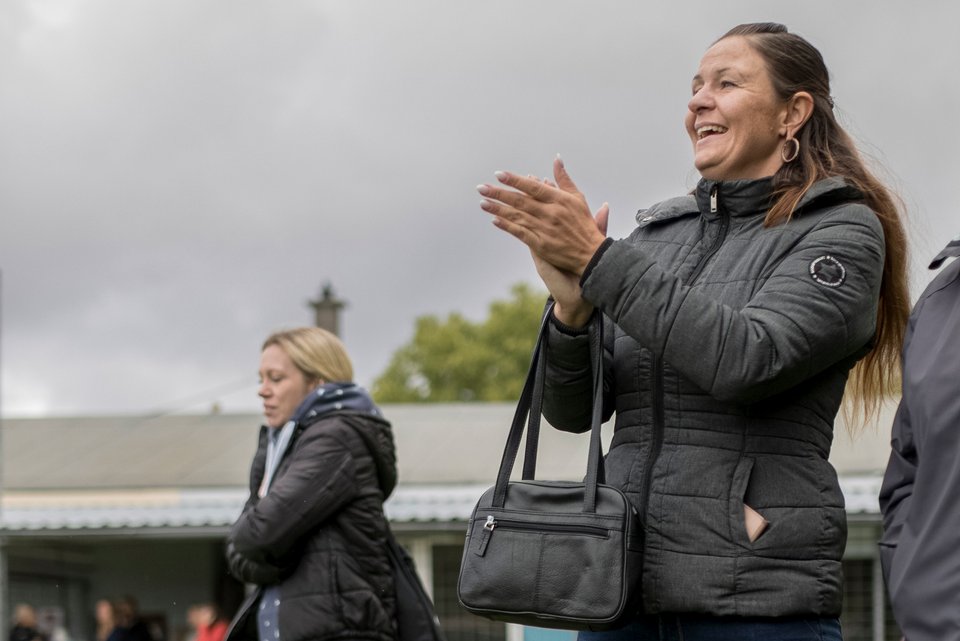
[
  {"xmin": 840, "ymin": 558, "xmax": 902, "ymax": 641},
  {"xmin": 431, "ymin": 543, "xmax": 505, "ymax": 641}
]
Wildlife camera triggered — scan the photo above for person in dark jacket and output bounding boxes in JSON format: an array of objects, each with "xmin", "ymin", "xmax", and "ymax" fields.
[
  {"xmin": 225, "ymin": 327, "xmax": 398, "ymax": 641},
  {"xmin": 879, "ymin": 234, "xmax": 960, "ymax": 641},
  {"xmin": 113, "ymin": 596, "xmax": 152, "ymax": 641},
  {"xmin": 477, "ymin": 23, "xmax": 909, "ymax": 641},
  {"xmin": 9, "ymin": 605, "xmax": 45, "ymax": 641},
  {"xmin": 94, "ymin": 599, "xmax": 120, "ymax": 641}
]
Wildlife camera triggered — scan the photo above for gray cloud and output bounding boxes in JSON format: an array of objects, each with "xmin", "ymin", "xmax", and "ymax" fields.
[{"xmin": 1, "ymin": 0, "xmax": 956, "ymax": 415}]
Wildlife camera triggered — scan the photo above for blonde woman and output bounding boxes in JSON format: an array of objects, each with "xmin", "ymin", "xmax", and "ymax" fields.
[{"xmin": 225, "ymin": 328, "xmax": 398, "ymax": 641}]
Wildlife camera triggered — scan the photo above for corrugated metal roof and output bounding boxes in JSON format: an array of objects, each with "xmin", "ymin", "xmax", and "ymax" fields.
[
  {"xmin": 0, "ymin": 475, "xmax": 882, "ymax": 536},
  {"xmin": 1, "ymin": 405, "xmax": 593, "ymax": 490},
  {"xmin": 0, "ymin": 489, "xmax": 245, "ymax": 531},
  {"xmin": 384, "ymin": 484, "xmax": 490, "ymax": 523},
  {"xmin": 0, "ymin": 485, "xmax": 490, "ymax": 534}
]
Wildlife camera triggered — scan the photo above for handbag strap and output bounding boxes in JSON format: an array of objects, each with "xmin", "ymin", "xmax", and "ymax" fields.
[
  {"xmin": 493, "ymin": 311, "xmax": 548, "ymax": 501},
  {"xmin": 582, "ymin": 310, "xmax": 606, "ymax": 511},
  {"xmin": 520, "ymin": 326, "xmax": 547, "ymax": 480},
  {"xmin": 492, "ymin": 302, "xmax": 606, "ymax": 513}
]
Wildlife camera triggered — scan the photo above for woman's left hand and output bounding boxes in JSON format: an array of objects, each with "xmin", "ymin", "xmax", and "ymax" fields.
[
  {"xmin": 226, "ymin": 540, "xmax": 284, "ymax": 585},
  {"xmin": 479, "ymin": 156, "xmax": 608, "ymax": 276}
]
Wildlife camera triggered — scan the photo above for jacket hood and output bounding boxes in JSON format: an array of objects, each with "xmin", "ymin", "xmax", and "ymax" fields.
[
  {"xmin": 636, "ymin": 176, "xmax": 863, "ymax": 228},
  {"xmin": 335, "ymin": 410, "xmax": 399, "ymax": 499},
  {"xmin": 290, "ymin": 383, "xmax": 399, "ymax": 499},
  {"xmin": 929, "ymin": 232, "xmax": 960, "ymax": 270}
]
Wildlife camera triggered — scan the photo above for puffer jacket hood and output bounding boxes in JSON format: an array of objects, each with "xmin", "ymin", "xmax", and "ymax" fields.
[
  {"xmin": 331, "ymin": 409, "xmax": 399, "ymax": 500},
  {"xmin": 637, "ymin": 176, "xmax": 863, "ymax": 227},
  {"xmin": 287, "ymin": 382, "xmax": 398, "ymax": 498}
]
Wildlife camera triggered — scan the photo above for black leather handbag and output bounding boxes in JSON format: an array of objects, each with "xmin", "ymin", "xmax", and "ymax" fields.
[{"xmin": 457, "ymin": 307, "xmax": 642, "ymax": 631}]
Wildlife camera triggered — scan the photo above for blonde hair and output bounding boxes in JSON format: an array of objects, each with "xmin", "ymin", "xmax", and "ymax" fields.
[{"xmin": 262, "ymin": 327, "xmax": 354, "ymax": 383}]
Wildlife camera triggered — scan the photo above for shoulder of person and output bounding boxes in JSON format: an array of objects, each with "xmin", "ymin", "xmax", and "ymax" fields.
[
  {"xmin": 299, "ymin": 410, "xmax": 398, "ymax": 494},
  {"xmin": 297, "ymin": 411, "xmax": 389, "ymax": 448},
  {"xmin": 794, "ymin": 178, "xmax": 879, "ymax": 227},
  {"xmin": 295, "ymin": 413, "xmax": 353, "ymax": 443},
  {"xmin": 635, "ymin": 194, "xmax": 699, "ymax": 228},
  {"xmin": 928, "ymin": 234, "xmax": 960, "ymax": 271},
  {"xmin": 919, "ymin": 241, "xmax": 960, "ymax": 300}
]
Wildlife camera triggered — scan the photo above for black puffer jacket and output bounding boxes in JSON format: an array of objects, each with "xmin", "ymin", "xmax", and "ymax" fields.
[
  {"xmin": 225, "ymin": 401, "xmax": 398, "ymax": 641},
  {"xmin": 544, "ymin": 177, "xmax": 884, "ymax": 617}
]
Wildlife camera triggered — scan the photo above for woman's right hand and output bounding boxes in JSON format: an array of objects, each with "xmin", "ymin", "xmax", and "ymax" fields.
[
  {"xmin": 226, "ymin": 540, "xmax": 284, "ymax": 585},
  {"xmin": 530, "ymin": 249, "xmax": 597, "ymax": 328},
  {"xmin": 532, "ymin": 188, "xmax": 609, "ymax": 329}
]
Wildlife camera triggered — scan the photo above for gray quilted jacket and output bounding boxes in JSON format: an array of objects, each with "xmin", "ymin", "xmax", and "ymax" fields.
[
  {"xmin": 879, "ymin": 236, "xmax": 960, "ymax": 641},
  {"xmin": 543, "ymin": 176, "xmax": 884, "ymax": 617}
]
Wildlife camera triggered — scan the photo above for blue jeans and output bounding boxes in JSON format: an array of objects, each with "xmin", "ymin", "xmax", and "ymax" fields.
[{"xmin": 578, "ymin": 615, "xmax": 842, "ymax": 641}]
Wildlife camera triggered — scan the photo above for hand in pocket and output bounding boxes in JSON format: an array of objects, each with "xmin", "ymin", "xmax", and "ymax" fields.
[{"xmin": 743, "ymin": 504, "xmax": 769, "ymax": 542}]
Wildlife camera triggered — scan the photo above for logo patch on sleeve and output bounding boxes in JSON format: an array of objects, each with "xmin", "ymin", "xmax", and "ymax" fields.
[{"xmin": 809, "ymin": 255, "xmax": 846, "ymax": 287}]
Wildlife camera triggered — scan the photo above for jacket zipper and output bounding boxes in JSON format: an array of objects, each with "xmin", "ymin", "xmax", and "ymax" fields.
[
  {"xmin": 474, "ymin": 515, "xmax": 610, "ymax": 556},
  {"xmin": 636, "ymin": 354, "xmax": 665, "ymax": 526},
  {"xmin": 637, "ymin": 185, "xmax": 728, "ymax": 525},
  {"xmin": 686, "ymin": 184, "xmax": 729, "ymax": 285}
]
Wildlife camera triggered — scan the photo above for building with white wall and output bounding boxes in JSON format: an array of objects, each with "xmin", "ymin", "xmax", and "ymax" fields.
[{"xmin": 0, "ymin": 401, "xmax": 900, "ymax": 641}]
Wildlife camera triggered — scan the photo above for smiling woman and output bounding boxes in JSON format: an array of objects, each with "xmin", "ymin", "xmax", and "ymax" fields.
[
  {"xmin": 685, "ymin": 35, "xmax": 805, "ymax": 181},
  {"xmin": 477, "ymin": 22, "xmax": 909, "ymax": 641}
]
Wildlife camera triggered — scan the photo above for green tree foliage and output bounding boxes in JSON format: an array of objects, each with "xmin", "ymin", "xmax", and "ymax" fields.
[{"xmin": 372, "ymin": 283, "xmax": 547, "ymax": 402}]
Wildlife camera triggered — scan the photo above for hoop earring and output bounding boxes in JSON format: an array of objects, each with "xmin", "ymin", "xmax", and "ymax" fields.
[{"xmin": 781, "ymin": 137, "xmax": 800, "ymax": 163}]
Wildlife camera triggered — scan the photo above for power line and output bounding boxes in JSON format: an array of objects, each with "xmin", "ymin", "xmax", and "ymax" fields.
[{"xmin": 137, "ymin": 375, "xmax": 257, "ymax": 422}]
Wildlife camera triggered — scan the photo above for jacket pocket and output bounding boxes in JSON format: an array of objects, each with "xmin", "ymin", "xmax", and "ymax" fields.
[
  {"xmin": 731, "ymin": 455, "xmax": 846, "ymax": 559},
  {"xmin": 728, "ymin": 456, "xmax": 759, "ymax": 547}
]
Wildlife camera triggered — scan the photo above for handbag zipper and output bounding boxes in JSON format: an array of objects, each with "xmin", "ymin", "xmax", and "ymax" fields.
[{"xmin": 474, "ymin": 515, "xmax": 611, "ymax": 556}]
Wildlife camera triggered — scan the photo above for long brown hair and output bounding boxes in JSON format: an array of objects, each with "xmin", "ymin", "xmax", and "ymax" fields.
[{"xmin": 721, "ymin": 23, "xmax": 910, "ymax": 428}]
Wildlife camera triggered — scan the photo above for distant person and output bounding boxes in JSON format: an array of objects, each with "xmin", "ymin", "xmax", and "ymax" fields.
[
  {"xmin": 880, "ymin": 233, "xmax": 960, "ymax": 641},
  {"xmin": 35, "ymin": 611, "xmax": 67, "ymax": 641},
  {"xmin": 224, "ymin": 327, "xmax": 399, "ymax": 641},
  {"xmin": 9, "ymin": 605, "xmax": 45, "ymax": 641},
  {"xmin": 187, "ymin": 605, "xmax": 225, "ymax": 641},
  {"xmin": 94, "ymin": 600, "xmax": 119, "ymax": 641},
  {"xmin": 479, "ymin": 21, "xmax": 909, "ymax": 640},
  {"xmin": 184, "ymin": 608, "xmax": 200, "ymax": 641},
  {"xmin": 112, "ymin": 597, "xmax": 151, "ymax": 641}
]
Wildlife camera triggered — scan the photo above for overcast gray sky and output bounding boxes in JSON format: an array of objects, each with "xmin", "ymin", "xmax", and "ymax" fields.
[{"xmin": 1, "ymin": 1, "xmax": 955, "ymax": 417}]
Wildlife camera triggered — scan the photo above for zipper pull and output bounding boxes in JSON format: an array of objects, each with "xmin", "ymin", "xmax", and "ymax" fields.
[
  {"xmin": 475, "ymin": 516, "xmax": 496, "ymax": 556},
  {"xmin": 710, "ymin": 185, "xmax": 718, "ymax": 214}
]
